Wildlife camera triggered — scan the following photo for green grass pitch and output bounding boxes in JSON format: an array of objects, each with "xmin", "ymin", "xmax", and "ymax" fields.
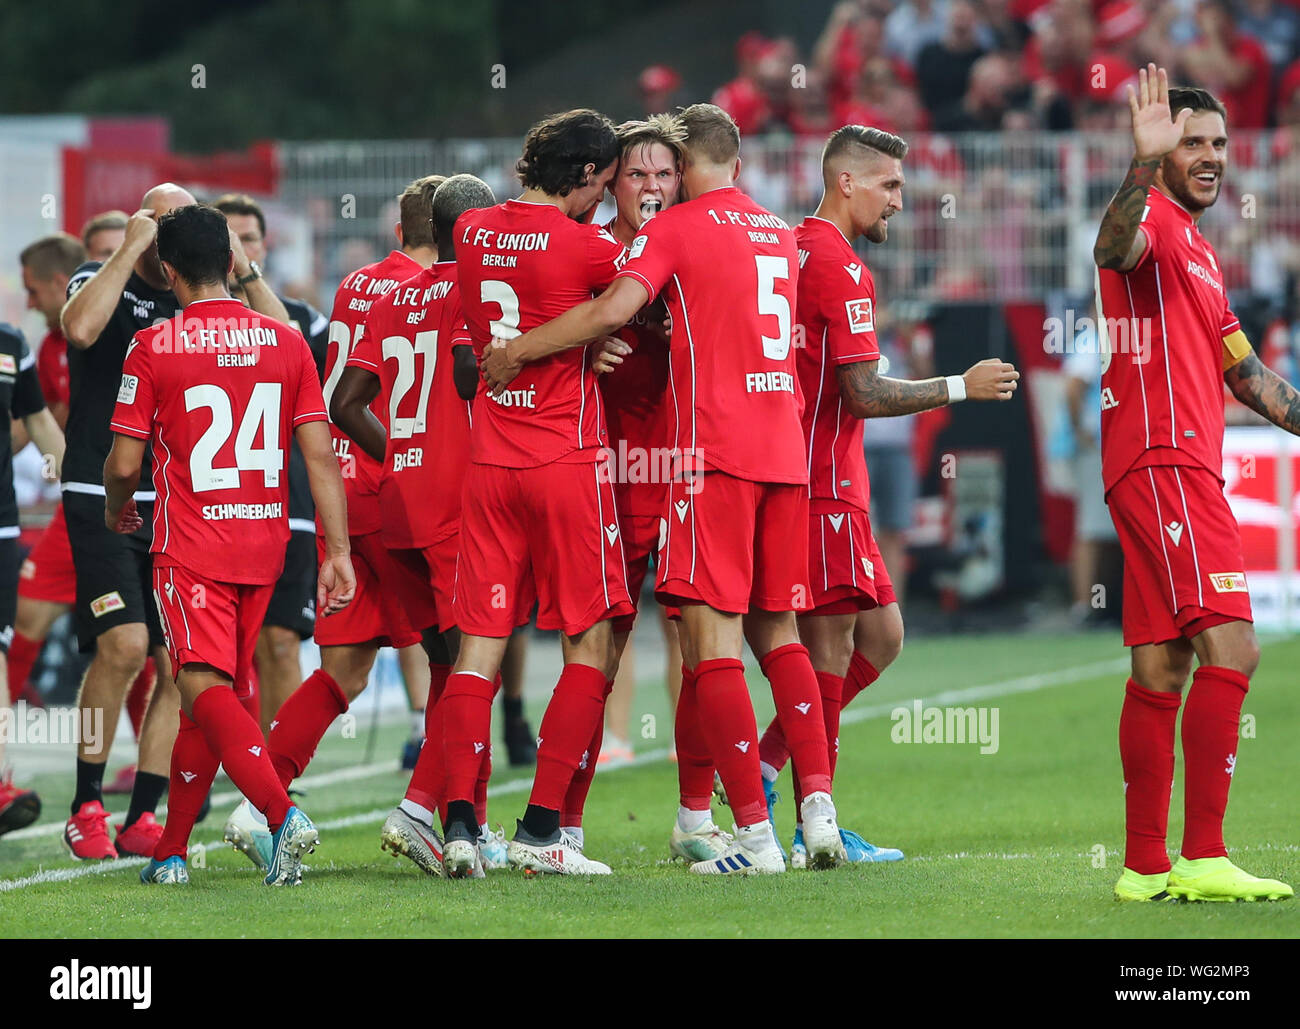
[{"xmin": 2, "ymin": 630, "xmax": 1296, "ymax": 938}]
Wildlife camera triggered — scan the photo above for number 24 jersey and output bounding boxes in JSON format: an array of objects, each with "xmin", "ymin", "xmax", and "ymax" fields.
[{"xmin": 110, "ymin": 298, "xmax": 328, "ymax": 585}]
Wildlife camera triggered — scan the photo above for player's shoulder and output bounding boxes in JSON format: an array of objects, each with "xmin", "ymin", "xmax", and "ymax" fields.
[
  {"xmin": 0, "ymin": 322, "xmax": 25, "ymax": 352},
  {"xmin": 66, "ymin": 260, "xmax": 103, "ymax": 298}
]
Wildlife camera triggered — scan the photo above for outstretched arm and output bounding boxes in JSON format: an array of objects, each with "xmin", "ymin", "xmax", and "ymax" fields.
[
  {"xmin": 837, "ymin": 357, "xmax": 1019, "ymax": 419},
  {"xmin": 481, "ymin": 277, "xmax": 649, "ymax": 395},
  {"xmin": 1224, "ymin": 352, "xmax": 1300, "ymax": 435}
]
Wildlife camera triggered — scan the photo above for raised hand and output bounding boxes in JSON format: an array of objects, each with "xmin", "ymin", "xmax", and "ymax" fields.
[{"xmin": 1128, "ymin": 64, "xmax": 1191, "ymax": 163}]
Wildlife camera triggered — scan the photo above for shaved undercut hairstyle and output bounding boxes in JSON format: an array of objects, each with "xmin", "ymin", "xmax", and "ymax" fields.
[
  {"xmin": 399, "ymin": 174, "xmax": 447, "ymax": 249},
  {"xmin": 616, "ymin": 114, "xmax": 687, "ymax": 164},
  {"xmin": 431, "ymin": 174, "xmax": 496, "ymax": 241},
  {"xmin": 516, "ymin": 109, "xmax": 619, "ymax": 197},
  {"xmin": 676, "ymin": 103, "xmax": 740, "ymax": 165},
  {"xmin": 1167, "ymin": 86, "xmax": 1227, "ymax": 122},
  {"xmin": 822, "ymin": 125, "xmax": 909, "ymax": 182}
]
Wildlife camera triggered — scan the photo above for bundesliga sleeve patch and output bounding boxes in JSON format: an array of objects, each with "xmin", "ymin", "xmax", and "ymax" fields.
[
  {"xmin": 845, "ymin": 298, "xmax": 874, "ymax": 334},
  {"xmin": 90, "ymin": 591, "xmax": 126, "ymax": 618},
  {"xmin": 0, "ymin": 354, "xmax": 15, "ymax": 375},
  {"xmin": 1209, "ymin": 572, "xmax": 1248, "ymax": 594},
  {"xmin": 118, "ymin": 374, "xmax": 139, "ymax": 404},
  {"xmin": 628, "ymin": 235, "xmax": 648, "ymax": 259}
]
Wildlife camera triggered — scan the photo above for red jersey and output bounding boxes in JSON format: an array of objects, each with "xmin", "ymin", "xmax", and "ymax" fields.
[
  {"xmin": 616, "ymin": 185, "xmax": 806, "ymax": 485},
  {"xmin": 322, "ymin": 250, "xmax": 423, "ymax": 535},
  {"xmin": 456, "ymin": 199, "xmax": 623, "ymax": 468},
  {"xmin": 794, "ymin": 217, "xmax": 878, "ymax": 512},
  {"xmin": 110, "ymin": 298, "xmax": 327, "ymax": 585},
  {"xmin": 1097, "ymin": 188, "xmax": 1248, "ymax": 493},
  {"xmin": 597, "ymin": 219, "xmax": 672, "ymax": 519},
  {"xmin": 347, "ymin": 262, "xmax": 473, "ymax": 549},
  {"xmin": 37, "ymin": 330, "xmax": 69, "ymax": 409}
]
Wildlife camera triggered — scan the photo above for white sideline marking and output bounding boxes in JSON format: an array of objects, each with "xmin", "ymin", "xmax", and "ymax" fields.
[{"xmin": 0, "ymin": 656, "xmax": 1129, "ymax": 892}]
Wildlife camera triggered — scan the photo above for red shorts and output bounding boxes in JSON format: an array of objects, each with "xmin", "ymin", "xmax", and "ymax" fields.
[
  {"xmin": 454, "ymin": 460, "xmax": 632, "ymax": 637},
  {"xmin": 18, "ymin": 503, "xmax": 76, "ymax": 605},
  {"xmin": 657, "ymin": 471, "xmax": 811, "ymax": 614},
  {"xmin": 389, "ymin": 533, "xmax": 459, "ymax": 632},
  {"xmin": 806, "ymin": 501, "xmax": 896, "ymax": 615},
  {"xmin": 152, "ymin": 561, "xmax": 273, "ymax": 698},
  {"xmin": 612, "ymin": 513, "xmax": 663, "ymax": 634},
  {"xmin": 313, "ymin": 531, "xmax": 429, "ymax": 648},
  {"xmin": 1108, "ymin": 463, "xmax": 1252, "ymax": 648}
]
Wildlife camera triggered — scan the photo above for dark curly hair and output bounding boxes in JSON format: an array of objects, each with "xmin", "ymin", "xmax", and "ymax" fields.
[{"xmin": 516, "ymin": 109, "xmax": 619, "ymax": 197}]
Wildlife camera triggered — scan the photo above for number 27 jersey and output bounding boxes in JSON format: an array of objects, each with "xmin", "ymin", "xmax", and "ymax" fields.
[
  {"xmin": 616, "ymin": 186, "xmax": 806, "ymax": 484},
  {"xmin": 110, "ymin": 298, "xmax": 328, "ymax": 585}
]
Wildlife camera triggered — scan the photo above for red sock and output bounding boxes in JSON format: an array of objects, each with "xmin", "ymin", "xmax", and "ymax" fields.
[
  {"xmin": 5, "ymin": 632, "xmax": 41, "ymax": 700},
  {"xmin": 759, "ymin": 644, "xmax": 831, "ymax": 798},
  {"xmin": 126, "ymin": 659, "xmax": 155, "ymax": 740},
  {"xmin": 154, "ymin": 711, "xmax": 219, "ymax": 861},
  {"xmin": 561, "ymin": 680, "xmax": 613, "ymax": 827},
  {"xmin": 191, "ymin": 686, "xmax": 291, "ymax": 829},
  {"xmin": 441, "ymin": 672, "xmax": 495, "ymax": 804},
  {"xmin": 818, "ymin": 671, "xmax": 845, "ymax": 782},
  {"xmin": 675, "ymin": 665, "xmax": 714, "ymax": 811},
  {"xmin": 529, "ymin": 663, "xmax": 608, "ymax": 812},
  {"xmin": 841, "ymin": 650, "xmax": 880, "ymax": 710},
  {"xmin": 474, "ymin": 743, "xmax": 490, "ymax": 829},
  {"xmin": 694, "ymin": 658, "xmax": 765, "ymax": 827},
  {"xmin": 1119, "ymin": 678, "xmax": 1181, "ymax": 874},
  {"xmin": 268, "ymin": 669, "xmax": 348, "ymax": 789},
  {"xmin": 404, "ymin": 663, "xmax": 452, "ymax": 814},
  {"xmin": 757, "ymin": 715, "xmax": 788, "ymax": 773},
  {"xmin": 1180, "ymin": 665, "xmax": 1248, "ymax": 861}
]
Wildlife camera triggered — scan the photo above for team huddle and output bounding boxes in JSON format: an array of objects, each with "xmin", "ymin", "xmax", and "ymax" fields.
[{"xmin": 0, "ymin": 72, "xmax": 1293, "ymax": 899}]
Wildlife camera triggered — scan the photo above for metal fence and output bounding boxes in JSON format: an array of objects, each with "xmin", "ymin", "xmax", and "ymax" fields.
[{"xmin": 276, "ymin": 131, "xmax": 1300, "ymax": 312}]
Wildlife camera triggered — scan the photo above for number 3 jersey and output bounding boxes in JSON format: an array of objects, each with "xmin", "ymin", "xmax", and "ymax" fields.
[
  {"xmin": 616, "ymin": 185, "xmax": 806, "ymax": 485},
  {"xmin": 455, "ymin": 199, "xmax": 624, "ymax": 468},
  {"xmin": 110, "ymin": 298, "xmax": 328, "ymax": 585},
  {"xmin": 347, "ymin": 261, "xmax": 473, "ymax": 549}
]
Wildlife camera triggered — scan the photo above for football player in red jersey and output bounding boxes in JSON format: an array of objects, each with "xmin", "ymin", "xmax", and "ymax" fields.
[
  {"xmin": 758, "ymin": 125, "xmax": 1017, "ymax": 865},
  {"xmin": 217, "ymin": 177, "xmax": 448, "ymax": 869},
  {"xmin": 1094, "ymin": 67, "xmax": 1296, "ymax": 902},
  {"xmin": 489, "ymin": 104, "xmax": 842, "ymax": 875},
  {"xmin": 588, "ymin": 117, "xmax": 733, "ymax": 863},
  {"xmin": 445, "ymin": 109, "xmax": 631, "ymax": 877},
  {"xmin": 331, "ymin": 173, "xmax": 496, "ymax": 876},
  {"xmin": 7, "ymin": 235, "xmax": 85, "ymax": 706},
  {"xmin": 105, "ymin": 204, "xmax": 354, "ymax": 885}
]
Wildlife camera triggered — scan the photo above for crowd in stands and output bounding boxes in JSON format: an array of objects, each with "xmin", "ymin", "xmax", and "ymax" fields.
[{"xmin": 640, "ymin": 1, "xmax": 1300, "ymax": 135}]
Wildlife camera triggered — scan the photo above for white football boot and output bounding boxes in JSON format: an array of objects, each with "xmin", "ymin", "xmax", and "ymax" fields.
[
  {"xmin": 507, "ymin": 824, "xmax": 611, "ymax": 875},
  {"xmin": 670, "ymin": 816, "xmax": 735, "ymax": 862},
  {"xmin": 800, "ymin": 792, "xmax": 846, "ymax": 870},
  {"xmin": 689, "ymin": 820, "xmax": 786, "ymax": 875}
]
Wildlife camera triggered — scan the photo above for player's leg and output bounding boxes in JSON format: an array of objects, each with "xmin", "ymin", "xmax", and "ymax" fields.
[
  {"xmin": 599, "ymin": 627, "xmax": 637, "ymax": 765},
  {"xmin": 0, "ymin": 548, "xmax": 42, "ymax": 835},
  {"xmin": 398, "ymin": 643, "xmax": 431, "ymax": 768},
  {"xmin": 505, "ymin": 460, "xmax": 630, "ymax": 874},
  {"xmin": 499, "ymin": 631, "xmax": 535, "ymax": 766},
  {"xmin": 1168, "ymin": 619, "xmax": 1289, "ymax": 900},
  {"xmin": 7, "ymin": 598, "xmax": 67, "ymax": 703},
  {"xmin": 113, "ymin": 643, "xmax": 178, "ymax": 857},
  {"xmin": 254, "ymin": 626, "xmax": 302, "ymax": 734},
  {"xmin": 9, "ymin": 505, "xmax": 76, "ymax": 704}
]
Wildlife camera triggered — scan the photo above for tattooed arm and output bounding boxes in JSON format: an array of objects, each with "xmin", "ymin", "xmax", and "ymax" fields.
[
  {"xmin": 1093, "ymin": 64, "xmax": 1191, "ymax": 272},
  {"xmin": 837, "ymin": 358, "xmax": 1018, "ymax": 419},
  {"xmin": 1223, "ymin": 352, "xmax": 1300, "ymax": 435},
  {"xmin": 1093, "ymin": 158, "xmax": 1160, "ymax": 271}
]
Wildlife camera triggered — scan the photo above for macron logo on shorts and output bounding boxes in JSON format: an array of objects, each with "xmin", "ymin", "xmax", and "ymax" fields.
[
  {"xmin": 827, "ymin": 514, "xmax": 845, "ymax": 533},
  {"xmin": 604, "ymin": 522, "xmax": 619, "ymax": 545},
  {"xmin": 90, "ymin": 591, "xmax": 125, "ymax": 618},
  {"xmin": 1164, "ymin": 521, "xmax": 1184, "ymax": 547},
  {"xmin": 1209, "ymin": 572, "xmax": 1248, "ymax": 594}
]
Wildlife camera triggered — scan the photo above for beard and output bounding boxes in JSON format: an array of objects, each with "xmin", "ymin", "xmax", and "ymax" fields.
[
  {"xmin": 865, "ymin": 218, "xmax": 889, "ymax": 244},
  {"xmin": 1167, "ymin": 167, "xmax": 1222, "ymax": 213}
]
